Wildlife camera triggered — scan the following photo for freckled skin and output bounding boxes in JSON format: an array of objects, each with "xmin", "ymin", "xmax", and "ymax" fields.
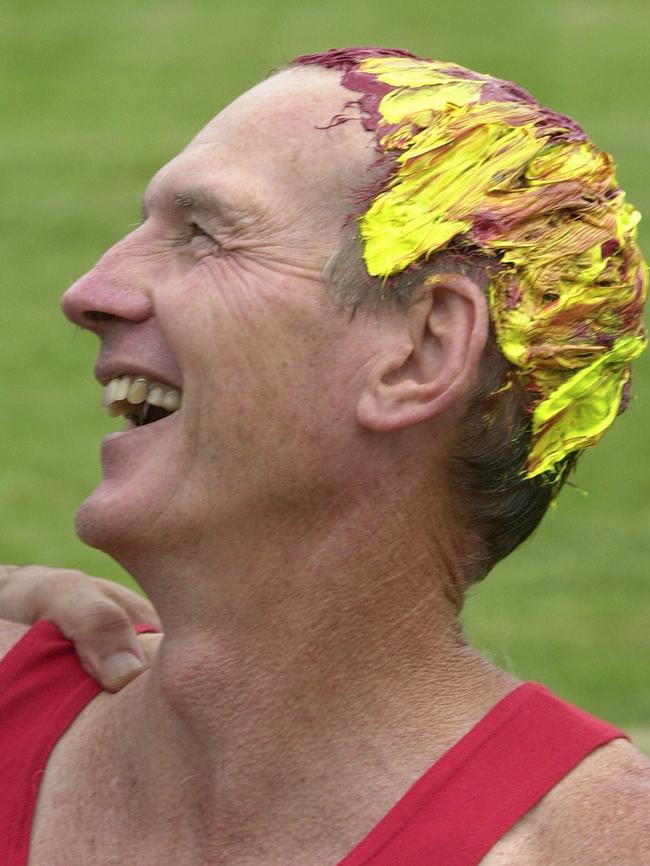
[
  {"xmin": 62, "ymin": 66, "xmax": 382, "ymax": 583},
  {"xmin": 48, "ymin": 68, "xmax": 518, "ymax": 864},
  {"xmin": 15, "ymin": 63, "xmax": 650, "ymax": 865}
]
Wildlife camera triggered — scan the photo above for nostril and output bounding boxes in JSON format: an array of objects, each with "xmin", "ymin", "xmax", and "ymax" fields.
[
  {"xmin": 61, "ymin": 249, "xmax": 154, "ymax": 327},
  {"xmin": 85, "ymin": 311, "xmax": 120, "ymax": 324},
  {"xmin": 61, "ymin": 278, "xmax": 153, "ymax": 330}
]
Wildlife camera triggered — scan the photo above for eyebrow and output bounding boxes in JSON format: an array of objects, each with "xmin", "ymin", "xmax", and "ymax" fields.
[{"xmin": 139, "ymin": 191, "xmax": 227, "ymax": 225}]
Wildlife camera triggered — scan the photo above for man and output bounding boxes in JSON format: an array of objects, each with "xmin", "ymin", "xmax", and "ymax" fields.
[{"xmin": 0, "ymin": 47, "xmax": 648, "ymax": 865}]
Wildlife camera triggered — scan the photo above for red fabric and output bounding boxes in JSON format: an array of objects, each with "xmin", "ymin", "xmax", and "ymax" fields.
[
  {"xmin": 338, "ymin": 682, "xmax": 626, "ymax": 866},
  {"xmin": 0, "ymin": 624, "xmax": 626, "ymax": 866},
  {"xmin": 0, "ymin": 620, "xmax": 156, "ymax": 866}
]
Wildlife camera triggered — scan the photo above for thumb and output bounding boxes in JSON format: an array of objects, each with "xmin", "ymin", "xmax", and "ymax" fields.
[{"xmin": 60, "ymin": 598, "xmax": 148, "ymax": 692}]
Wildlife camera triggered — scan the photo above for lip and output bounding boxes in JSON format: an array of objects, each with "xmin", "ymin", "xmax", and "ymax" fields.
[
  {"xmin": 106, "ymin": 408, "xmax": 179, "ymax": 433},
  {"xmin": 102, "ymin": 403, "xmax": 180, "ymax": 445},
  {"xmin": 95, "ymin": 359, "xmax": 183, "ymax": 391}
]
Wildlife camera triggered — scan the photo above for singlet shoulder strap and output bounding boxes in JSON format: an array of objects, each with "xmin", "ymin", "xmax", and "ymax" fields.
[
  {"xmin": 339, "ymin": 682, "xmax": 627, "ymax": 866},
  {"xmin": 0, "ymin": 619, "xmax": 155, "ymax": 866}
]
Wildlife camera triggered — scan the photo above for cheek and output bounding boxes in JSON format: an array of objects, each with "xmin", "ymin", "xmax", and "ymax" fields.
[
  {"xmin": 160, "ymin": 256, "xmax": 322, "ymax": 385},
  {"xmin": 154, "ymin": 256, "xmax": 356, "ymax": 462}
]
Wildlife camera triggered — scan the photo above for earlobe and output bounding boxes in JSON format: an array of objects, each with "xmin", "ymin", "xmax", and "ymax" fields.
[{"xmin": 357, "ymin": 273, "xmax": 489, "ymax": 433}]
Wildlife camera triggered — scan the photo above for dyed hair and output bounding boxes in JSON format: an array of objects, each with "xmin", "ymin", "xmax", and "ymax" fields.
[{"xmin": 294, "ymin": 48, "xmax": 647, "ymax": 577}]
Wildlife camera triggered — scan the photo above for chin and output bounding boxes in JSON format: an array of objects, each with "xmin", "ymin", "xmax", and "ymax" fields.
[
  {"xmin": 74, "ymin": 465, "xmax": 202, "ymax": 577},
  {"xmin": 78, "ymin": 423, "xmax": 183, "ymax": 555},
  {"xmin": 73, "ymin": 478, "xmax": 155, "ymax": 564},
  {"xmin": 75, "ymin": 487, "xmax": 131, "ymax": 556}
]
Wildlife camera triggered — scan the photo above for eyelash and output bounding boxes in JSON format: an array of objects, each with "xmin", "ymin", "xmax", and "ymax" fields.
[
  {"xmin": 189, "ymin": 222, "xmax": 210, "ymax": 239},
  {"xmin": 187, "ymin": 220, "xmax": 224, "ymax": 258}
]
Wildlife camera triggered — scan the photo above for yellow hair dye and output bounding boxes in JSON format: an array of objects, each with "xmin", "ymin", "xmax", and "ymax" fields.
[{"xmin": 349, "ymin": 55, "xmax": 648, "ymax": 478}]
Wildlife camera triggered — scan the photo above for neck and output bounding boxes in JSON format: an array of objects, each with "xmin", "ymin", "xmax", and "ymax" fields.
[{"xmin": 113, "ymin": 494, "xmax": 516, "ymax": 861}]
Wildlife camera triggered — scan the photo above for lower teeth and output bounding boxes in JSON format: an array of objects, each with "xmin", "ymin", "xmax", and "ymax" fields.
[{"xmin": 135, "ymin": 403, "xmax": 172, "ymax": 426}]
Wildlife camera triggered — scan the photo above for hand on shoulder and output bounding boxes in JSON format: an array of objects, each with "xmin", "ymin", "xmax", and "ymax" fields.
[{"xmin": 0, "ymin": 564, "xmax": 162, "ymax": 691}]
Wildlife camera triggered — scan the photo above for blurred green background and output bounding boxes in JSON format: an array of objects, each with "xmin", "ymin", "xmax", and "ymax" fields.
[{"xmin": 2, "ymin": 0, "xmax": 648, "ymax": 742}]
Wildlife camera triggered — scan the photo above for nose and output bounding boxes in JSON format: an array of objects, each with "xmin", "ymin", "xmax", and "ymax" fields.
[{"xmin": 61, "ymin": 234, "xmax": 154, "ymax": 333}]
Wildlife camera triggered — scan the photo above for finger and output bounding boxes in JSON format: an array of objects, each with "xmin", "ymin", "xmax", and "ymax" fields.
[
  {"xmin": 54, "ymin": 594, "xmax": 148, "ymax": 692},
  {"xmin": 0, "ymin": 566, "xmax": 159, "ymax": 691},
  {"xmin": 81, "ymin": 650, "xmax": 146, "ymax": 694},
  {"xmin": 92, "ymin": 578, "xmax": 162, "ymax": 630}
]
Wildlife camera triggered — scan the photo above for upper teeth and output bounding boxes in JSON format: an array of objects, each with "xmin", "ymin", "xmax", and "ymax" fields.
[{"xmin": 103, "ymin": 375, "xmax": 182, "ymax": 417}]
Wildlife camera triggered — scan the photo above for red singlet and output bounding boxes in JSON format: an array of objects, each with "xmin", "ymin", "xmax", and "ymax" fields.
[{"xmin": 0, "ymin": 621, "xmax": 625, "ymax": 866}]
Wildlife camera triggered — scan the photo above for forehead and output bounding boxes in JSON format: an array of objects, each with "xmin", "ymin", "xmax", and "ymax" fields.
[
  {"xmin": 195, "ymin": 67, "xmax": 364, "ymax": 156},
  {"xmin": 146, "ymin": 67, "xmax": 376, "ymax": 229}
]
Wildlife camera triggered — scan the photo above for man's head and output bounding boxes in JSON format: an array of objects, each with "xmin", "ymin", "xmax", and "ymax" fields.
[
  {"xmin": 61, "ymin": 49, "xmax": 646, "ymax": 590},
  {"xmin": 61, "ymin": 64, "xmax": 406, "ymax": 574}
]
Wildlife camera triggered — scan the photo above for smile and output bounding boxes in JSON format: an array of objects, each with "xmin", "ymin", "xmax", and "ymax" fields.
[{"xmin": 102, "ymin": 375, "xmax": 182, "ymax": 427}]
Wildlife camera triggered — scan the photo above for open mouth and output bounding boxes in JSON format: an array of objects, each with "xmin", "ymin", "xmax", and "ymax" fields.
[{"xmin": 103, "ymin": 375, "xmax": 182, "ymax": 427}]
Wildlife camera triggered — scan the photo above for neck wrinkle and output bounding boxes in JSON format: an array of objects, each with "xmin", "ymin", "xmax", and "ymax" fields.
[{"xmin": 115, "ymin": 496, "xmax": 514, "ymax": 859}]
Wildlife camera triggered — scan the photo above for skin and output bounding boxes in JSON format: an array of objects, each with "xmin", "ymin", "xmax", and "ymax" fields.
[
  {"xmin": 0, "ymin": 564, "xmax": 161, "ymax": 689},
  {"xmin": 1, "ymin": 66, "xmax": 648, "ymax": 864}
]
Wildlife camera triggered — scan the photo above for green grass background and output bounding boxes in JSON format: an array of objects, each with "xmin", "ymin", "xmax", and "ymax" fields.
[{"xmin": 2, "ymin": 0, "xmax": 648, "ymax": 739}]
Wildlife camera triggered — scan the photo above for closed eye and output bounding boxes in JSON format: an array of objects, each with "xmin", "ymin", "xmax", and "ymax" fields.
[
  {"xmin": 188, "ymin": 221, "xmax": 222, "ymax": 257},
  {"xmin": 189, "ymin": 222, "xmax": 211, "ymax": 239}
]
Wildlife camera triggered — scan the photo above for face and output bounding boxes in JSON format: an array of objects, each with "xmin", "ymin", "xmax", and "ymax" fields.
[{"xmin": 61, "ymin": 67, "xmax": 381, "ymax": 566}]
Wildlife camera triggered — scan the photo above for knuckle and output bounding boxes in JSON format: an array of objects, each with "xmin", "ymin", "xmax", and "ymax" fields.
[{"xmin": 74, "ymin": 600, "xmax": 130, "ymax": 636}]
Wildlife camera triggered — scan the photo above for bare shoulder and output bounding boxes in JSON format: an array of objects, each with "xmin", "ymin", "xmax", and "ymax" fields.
[
  {"xmin": 541, "ymin": 738, "xmax": 650, "ymax": 863},
  {"xmin": 0, "ymin": 618, "xmax": 30, "ymax": 660},
  {"xmin": 483, "ymin": 738, "xmax": 650, "ymax": 865}
]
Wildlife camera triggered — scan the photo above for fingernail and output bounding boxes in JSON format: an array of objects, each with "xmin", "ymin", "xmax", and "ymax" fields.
[{"xmin": 103, "ymin": 652, "xmax": 144, "ymax": 684}]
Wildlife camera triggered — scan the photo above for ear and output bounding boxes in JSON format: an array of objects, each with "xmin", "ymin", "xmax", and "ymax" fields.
[{"xmin": 357, "ymin": 273, "xmax": 489, "ymax": 432}]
